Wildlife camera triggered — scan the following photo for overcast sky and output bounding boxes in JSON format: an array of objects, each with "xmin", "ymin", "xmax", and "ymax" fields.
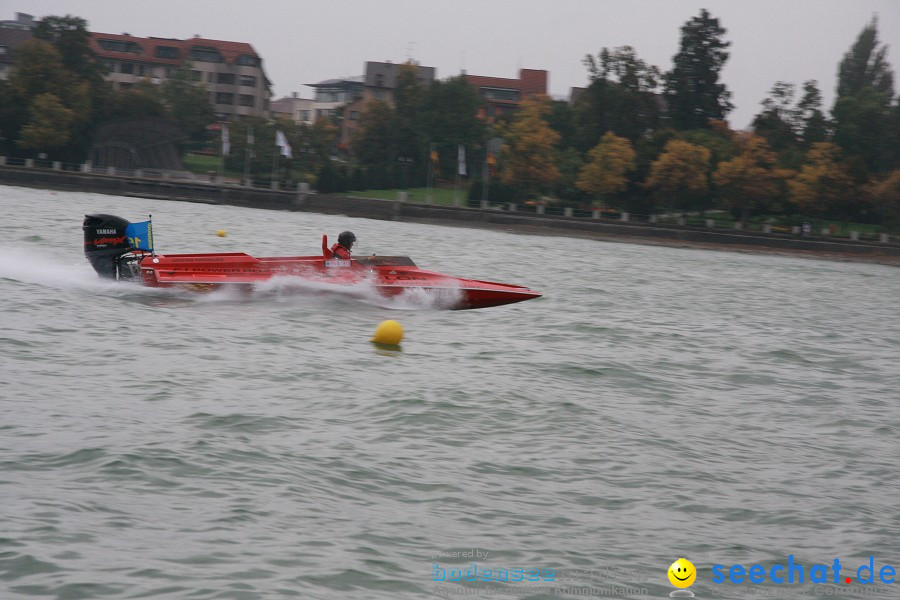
[{"xmin": 11, "ymin": 0, "xmax": 900, "ymax": 129}]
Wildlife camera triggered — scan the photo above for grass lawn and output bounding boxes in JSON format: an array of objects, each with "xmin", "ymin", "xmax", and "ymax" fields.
[
  {"xmin": 182, "ymin": 153, "xmax": 244, "ymax": 180},
  {"xmin": 338, "ymin": 187, "xmax": 470, "ymax": 206}
]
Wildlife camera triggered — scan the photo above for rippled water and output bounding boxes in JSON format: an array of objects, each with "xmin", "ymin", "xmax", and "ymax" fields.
[{"xmin": 1, "ymin": 185, "xmax": 899, "ymax": 600}]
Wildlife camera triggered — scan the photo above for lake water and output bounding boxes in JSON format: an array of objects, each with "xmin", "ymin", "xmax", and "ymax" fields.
[{"xmin": 1, "ymin": 184, "xmax": 899, "ymax": 600}]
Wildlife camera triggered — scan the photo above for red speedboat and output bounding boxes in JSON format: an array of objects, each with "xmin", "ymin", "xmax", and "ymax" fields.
[{"xmin": 83, "ymin": 214, "xmax": 541, "ymax": 310}]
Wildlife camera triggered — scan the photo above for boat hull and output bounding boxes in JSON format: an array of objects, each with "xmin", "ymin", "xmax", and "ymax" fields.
[{"xmin": 137, "ymin": 253, "xmax": 540, "ymax": 310}]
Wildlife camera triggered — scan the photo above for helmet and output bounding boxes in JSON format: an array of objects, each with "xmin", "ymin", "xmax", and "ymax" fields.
[{"xmin": 338, "ymin": 231, "xmax": 356, "ymax": 248}]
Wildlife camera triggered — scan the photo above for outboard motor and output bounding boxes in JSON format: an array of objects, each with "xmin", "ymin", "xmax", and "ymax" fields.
[{"xmin": 83, "ymin": 214, "xmax": 139, "ymax": 279}]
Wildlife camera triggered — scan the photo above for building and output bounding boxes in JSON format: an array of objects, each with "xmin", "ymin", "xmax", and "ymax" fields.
[
  {"xmin": 464, "ymin": 68, "xmax": 548, "ymax": 119},
  {"xmin": 88, "ymin": 32, "xmax": 271, "ymax": 119},
  {"xmin": 271, "ymin": 93, "xmax": 315, "ymax": 125},
  {"xmin": 0, "ymin": 13, "xmax": 34, "ymax": 81},
  {"xmin": 0, "ymin": 12, "xmax": 33, "ymax": 30},
  {"xmin": 306, "ymin": 61, "xmax": 436, "ymax": 150}
]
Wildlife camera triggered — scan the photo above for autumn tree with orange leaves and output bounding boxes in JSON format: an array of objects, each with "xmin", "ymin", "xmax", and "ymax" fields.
[
  {"xmin": 576, "ymin": 132, "xmax": 635, "ymax": 206},
  {"xmin": 501, "ymin": 96, "xmax": 561, "ymax": 198},
  {"xmin": 713, "ymin": 135, "xmax": 788, "ymax": 223},
  {"xmin": 645, "ymin": 139, "xmax": 712, "ymax": 212}
]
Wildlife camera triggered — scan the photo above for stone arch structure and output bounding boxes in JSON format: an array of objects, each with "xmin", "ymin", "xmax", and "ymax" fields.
[{"xmin": 89, "ymin": 118, "xmax": 186, "ymax": 170}]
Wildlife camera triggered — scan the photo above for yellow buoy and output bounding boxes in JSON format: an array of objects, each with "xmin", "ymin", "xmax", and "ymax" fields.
[
  {"xmin": 216, "ymin": 229, "xmax": 227, "ymax": 237},
  {"xmin": 371, "ymin": 320, "xmax": 404, "ymax": 345}
]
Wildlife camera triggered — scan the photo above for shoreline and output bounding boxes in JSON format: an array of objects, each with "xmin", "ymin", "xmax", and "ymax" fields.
[
  {"xmin": 2, "ymin": 165, "xmax": 898, "ymax": 267},
  {"xmin": 397, "ymin": 216, "xmax": 900, "ymax": 267}
]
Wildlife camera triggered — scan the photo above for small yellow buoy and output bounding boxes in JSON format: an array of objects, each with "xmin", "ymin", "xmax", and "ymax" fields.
[
  {"xmin": 216, "ymin": 229, "xmax": 227, "ymax": 237},
  {"xmin": 371, "ymin": 320, "xmax": 404, "ymax": 345}
]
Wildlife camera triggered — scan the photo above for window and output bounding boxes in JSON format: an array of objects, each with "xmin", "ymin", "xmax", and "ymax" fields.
[
  {"xmin": 98, "ymin": 39, "xmax": 142, "ymax": 54},
  {"xmin": 239, "ymin": 75, "xmax": 256, "ymax": 87},
  {"xmin": 137, "ymin": 65, "xmax": 147, "ymax": 77},
  {"xmin": 155, "ymin": 46, "xmax": 179, "ymax": 59},
  {"xmin": 190, "ymin": 46, "xmax": 223, "ymax": 63},
  {"xmin": 349, "ymin": 111, "xmax": 359, "ymax": 120},
  {"xmin": 103, "ymin": 60, "xmax": 115, "ymax": 73},
  {"xmin": 217, "ymin": 73, "xmax": 235, "ymax": 85},
  {"xmin": 300, "ymin": 110, "xmax": 311, "ymax": 121},
  {"xmin": 479, "ymin": 87, "xmax": 520, "ymax": 102},
  {"xmin": 235, "ymin": 54, "xmax": 259, "ymax": 67},
  {"xmin": 120, "ymin": 62, "xmax": 134, "ymax": 74},
  {"xmin": 0, "ymin": 46, "xmax": 7, "ymax": 55},
  {"xmin": 238, "ymin": 94, "xmax": 254, "ymax": 107},
  {"xmin": 215, "ymin": 92, "xmax": 234, "ymax": 105},
  {"xmin": 190, "ymin": 70, "xmax": 202, "ymax": 81},
  {"xmin": 373, "ymin": 90, "xmax": 383, "ymax": 100}
]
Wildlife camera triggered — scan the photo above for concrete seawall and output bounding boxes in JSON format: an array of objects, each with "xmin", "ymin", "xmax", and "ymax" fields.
[{"xmin": 3, "ymin": 165, "xmax": 899, "ymax": 259}]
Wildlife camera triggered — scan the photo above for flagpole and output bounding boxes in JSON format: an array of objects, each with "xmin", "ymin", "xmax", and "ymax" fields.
[
  {"xmin": 272, "ymin": 142, "xmax": 278, "ymax": 191},
  {"xmin": 149, "ymin": 214, "xmax": 155, "ymax": 257},
  {"xmin": 244, "ymin": 126, "xmax": 253, "ymax": 187}
]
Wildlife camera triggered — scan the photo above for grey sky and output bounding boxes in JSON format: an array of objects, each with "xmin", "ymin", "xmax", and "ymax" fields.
[{"xmin": 13, "ymin": 0, "xmax": 900, "ymax": 129}]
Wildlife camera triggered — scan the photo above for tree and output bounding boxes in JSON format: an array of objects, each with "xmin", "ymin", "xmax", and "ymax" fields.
[
  {"xmin": 351, "ymin": 100, "xmax": 396, "ymax": 188},
  {"xmin": 6, "ymin": 39, "xmax": 92, "ymax": 159},
  {"xmin": 422, "ymin": 76, "xmax": 485, "ymax": 178},
  {"xmin": 752, "ymin": 82, "xmax": 800, "ymax": 153},
  {"xmin": 32, "ymin": 15, "xmax": 105, "ymax": 85},
  {"xmin": 645, "ymin": 139, "xmax": 711, "ymax": 212},
  {"xmin": 576, "ymin": 46, "xmax": 662, "ymax": 147},
  {"xmin": 837, "ymin": 16, "xmax": 894, "ymax": 98},
  {"xmin": 160, "ymin": 65, "xmax": 216, "ymax": 141},
  {"xmin": 18, "ymin": 93, "xmax": 75, "ymax": 151},
  {"xmin": 796, "ymin": 81, "xmax": 829, "ymax": 146},
  {"xmin": 713, "ymin": 135, "xmax": 785, "ymax": 222},
  {"xmin": 500, "ymin": 96, "xmax": 561, "ymax": 197},
  {"xmin": 832, "ymin": 17, "xmax": 897, "ymax": 175},
  {"xmin": 789, "ymin": 142, "xmax": 857, "ymax": 219},
  {"xmin": 664, "ymin": 9, "xmax": 733, "ymax": 130},
  {"xmin": 868, "ymin": 169, "xmax": 900, "ymax": 227},
  {"xmin": 576, "ymin": 132, "xmax": 635, "ymax": 204}
]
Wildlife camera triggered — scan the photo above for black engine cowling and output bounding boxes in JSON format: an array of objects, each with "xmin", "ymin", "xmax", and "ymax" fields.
[{"xmin": 83, "ymin": 214, "xmax": 139, "ymax": 279}]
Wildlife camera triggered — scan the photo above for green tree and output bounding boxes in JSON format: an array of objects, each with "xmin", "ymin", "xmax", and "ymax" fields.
[
  {"xmin": 501, "ymin": 96, "xmax": 561, "ymax": 197},
  {"xmin": 576, "ymin": 131, "xmax": 636, "ymax": 205},
  {"xmin": 868, "ymin": 169, "xmax": 900, "ymax": 227},
  {"xmin": 664, "ymin": 9, "xmax": 733, "ymax": 130},
  {"xmin": 576, "ymin": 46, "xmax": 662, "ymax": 148},
  {"xmin": 6, "ymin": 39, "xmax": 92, "ymax": 159},
  {"xmin": 422, "ymin": 76, "xmax": 485, "ymax": 178},
  {"xmin": 160, "ymin": 65, "xmax": 216, "ymax": 141},
  {"xmin": 352, "ymin": 100, "xmax": 396, "ymax": 188},
  {"xmin": 393, "ymin": 63, "xmax": 426, "ymax": 162},
  {"xmin": 645, "ymin": 139, "xmax": 711, "ymax": 212},
  {"xmin": 713, "ymin": 135, "xmax": 785, "ymax": 222},
  {"xmin": 832, "ymin": 17, "xmax": 897, "ymax": 174},
  {"xmin": 837, "ymin": 16, "xmax": 894, "ymax": 98},
  {"xmin": 18, "ymin": 93, "xmax": 75, "ymax": 152},
  {"xmin": 32, "ymin": 15, "xmax": 105, "ymax": 85}
]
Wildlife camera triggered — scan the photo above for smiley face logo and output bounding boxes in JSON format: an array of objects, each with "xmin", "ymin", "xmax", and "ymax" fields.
[{"xmin": 668, "ymin": 558, "xmax": 696, "ymax": 588}]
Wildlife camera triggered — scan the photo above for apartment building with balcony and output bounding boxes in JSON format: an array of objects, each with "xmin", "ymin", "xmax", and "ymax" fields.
[{"xmin": 88, "ymin": 32, "xmax": 271, "ymax": 119}]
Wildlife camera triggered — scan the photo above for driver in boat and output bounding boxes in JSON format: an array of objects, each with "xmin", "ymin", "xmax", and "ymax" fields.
[{"xmin": 331, "ymin": 231, "xmax": 356, "ymax": 259}]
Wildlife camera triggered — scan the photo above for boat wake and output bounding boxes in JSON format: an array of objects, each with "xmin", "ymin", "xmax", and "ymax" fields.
[
  {"xmin": 250, "ymin": 275, "xmax": 463, "ymax": 310},
  {"xmin": 0, "ymin": 248, "xmax": 460, "ymax": 311}
]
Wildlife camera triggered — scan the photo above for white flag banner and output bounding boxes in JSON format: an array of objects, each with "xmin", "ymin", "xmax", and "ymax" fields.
[
  {"xmin": 221, "ymin": 124, "xmax": 230, "ymax": 156},
  {"xmin": 457, "ymin": 144, "xmax": 466, "ymax": 177},
  {"xmin": 276, "ymin": 130, "xmax": 293, "ymax": 159}
]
